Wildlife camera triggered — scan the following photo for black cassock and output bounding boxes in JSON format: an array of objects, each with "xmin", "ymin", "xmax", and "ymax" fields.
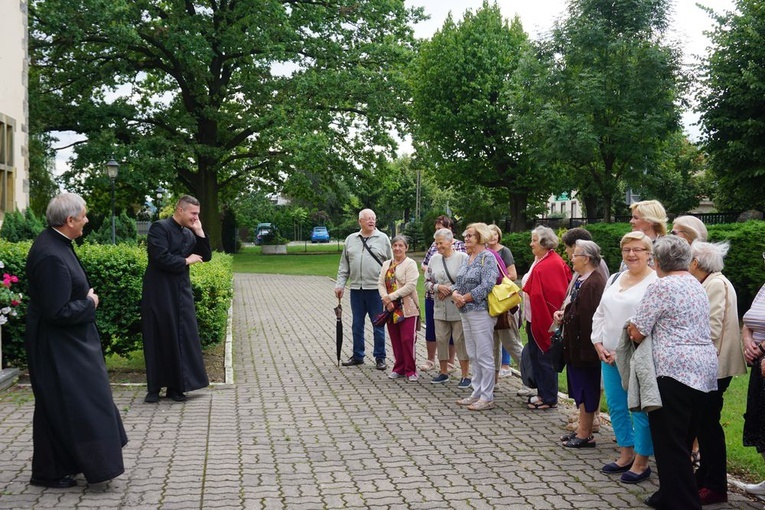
[
  {"xmin": 25, "ymin": 228, "xmax": 127, "ymax": 483},
  {"xmin": 141, "ymin": 217, "xmax": 211, "ymax": 394}
]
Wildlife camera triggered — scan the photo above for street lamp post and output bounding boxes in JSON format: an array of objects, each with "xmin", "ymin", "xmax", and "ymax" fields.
[
  {"xmin": 105, "ymin": 159, "xmax": 120, "ymax": 244},
  {"xmin": 156, "ymin": 186, "xmax": 166, "ymax": 220}
]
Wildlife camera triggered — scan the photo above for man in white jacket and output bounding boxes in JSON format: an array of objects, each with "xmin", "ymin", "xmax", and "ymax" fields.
[{"xmin": 335, "ymin": 209, "xmax": 392, "ymax": 370}]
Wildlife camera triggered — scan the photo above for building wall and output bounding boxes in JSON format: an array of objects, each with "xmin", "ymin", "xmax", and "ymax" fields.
[{"xmin": 0, "ymin": 0, "xmax": 29, "ymax": 215}]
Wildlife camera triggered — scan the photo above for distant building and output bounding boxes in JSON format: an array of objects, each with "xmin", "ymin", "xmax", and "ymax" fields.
[
  {"xmin": 544, "ymin": 191, "xmax": 580, "ymax": 219},
  {"xmin": 0, "ymin": 0, "xmax": 30, "ymax": 218}
]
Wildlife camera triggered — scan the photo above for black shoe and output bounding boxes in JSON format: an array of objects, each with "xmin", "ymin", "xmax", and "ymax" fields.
[
  {"xmin": 166, "ymin": 389, "xmax": 187, "ymax": 402},
  {"xmin": 342, "ymin": 357, "xmax": 364, "ymax": 367},
  {"xmin": 30, "ymin": 475, "xmax": 77, "ymax": 488},
  {"xmin": 376, "ymin": 358, "xmax": 387, "ymax": 370},
  {"xmin": 144, "ymin": 392, "xmax": 160, "ymax": 403},
  {"xmin": 644, "ymin": 492, "xmax": 661, "ymax": 508}
]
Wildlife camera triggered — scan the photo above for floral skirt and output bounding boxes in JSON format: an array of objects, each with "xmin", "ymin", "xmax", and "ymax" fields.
[{"xmin": 743, "ymin": 358, "xmax": 765, "ymax": 453}]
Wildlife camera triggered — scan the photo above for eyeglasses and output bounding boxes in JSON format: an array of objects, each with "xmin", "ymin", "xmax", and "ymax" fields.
[
  {"xmin": 463, "ymin": 233, "xmax": 474, "ymax": 239},
  {"xmin": 622, "ymin": 247, "xmax": 648, "ymax": 254},
  {"xmin": 671, "ymin": 230, "xmax": 686, "ymax": 236},
  {"xmin": 571, "ymin": 253, "xmax": 586, "ymax": 258}
]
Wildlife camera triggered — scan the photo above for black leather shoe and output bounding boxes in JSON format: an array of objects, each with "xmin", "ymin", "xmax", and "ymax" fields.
[
  {"xmin": 644, "ymin": 492, "xmax": 661, "ymax": 508},
  {"xmin": 30, "ymin": 475, "xmax": 77, "ymax": 488},
  {"xmin": 144, "ymin": 392, "xmax": 159, "ymax": 403},
  {"xmin": 376, "ymin": 358, "xmax": 387, "ymax": 371},
  {"xmin": 342, "ymin": 357, "xmax": 364, "ymax": 367},
  {"xmin": 166, "ymin": 389, "xmax": 187, "ymax": 402}
]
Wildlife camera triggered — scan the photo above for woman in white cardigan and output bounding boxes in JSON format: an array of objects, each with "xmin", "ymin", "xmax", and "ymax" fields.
[
  {"xmin": 379, "ymin": 235, "xmax": 420, "ymax": 381},
  {"xmin": 689, "ymin": 240, "xmax": 746, "ymax": 504},
  {"xmin": 591, "ymin": 231, "xmax": 658, "ymax": 484}
]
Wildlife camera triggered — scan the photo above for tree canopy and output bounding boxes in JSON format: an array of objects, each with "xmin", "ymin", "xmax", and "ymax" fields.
[
  {"xmin": 697, "ymin": 0, "xmax": 765, "ymax": 211},
  {"xmin": 537, "ymin": 0, "xmax": 684, "ymax": 219},
  {"xmin": 30, "ymin": 0, "xmax": 424, "ymax": 248},
  {"xmin": 408, "ymin": 1, "xmax": 553, "ymax": 232}
]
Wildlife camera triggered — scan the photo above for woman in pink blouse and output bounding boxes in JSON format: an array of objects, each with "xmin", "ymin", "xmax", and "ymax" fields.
[{"xmin": 628, "ymin": 236, "xmax": 718, "ymax": 510}]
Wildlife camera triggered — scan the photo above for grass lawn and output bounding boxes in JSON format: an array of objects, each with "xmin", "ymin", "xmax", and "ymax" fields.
[{"xmin": 233, "ymin": 247, "xmax": 765, "ymax": 482}]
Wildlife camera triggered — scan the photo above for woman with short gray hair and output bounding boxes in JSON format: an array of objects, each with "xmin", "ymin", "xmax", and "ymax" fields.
[
  {"xmin": 531, "ymin": 225, "xmax": 559, "ymax": 251},
  {"xmin": 688, "ymin": 240, "xmax": 746, "ymax": 504},
  {"xmin": 522, "ymin": 225, "xmax": 572, "ymax": 409},
  {"xmin": 628, "ymin": 235, "xmax": 717, "ymax": 508},
  {"xmin": 425, "ymin": 228, "xmax": 470, "ymax": 386}
]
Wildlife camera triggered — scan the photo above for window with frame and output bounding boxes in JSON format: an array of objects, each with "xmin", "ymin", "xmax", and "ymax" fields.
[{"xmin": 0, "ymin": 115, "xmax": 15, "ymax": 214}]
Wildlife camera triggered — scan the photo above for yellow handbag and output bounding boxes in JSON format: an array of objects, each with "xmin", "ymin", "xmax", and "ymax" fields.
[{"xmin": 489, "ymin": 276, "xmax": 522, "ymax": 316}]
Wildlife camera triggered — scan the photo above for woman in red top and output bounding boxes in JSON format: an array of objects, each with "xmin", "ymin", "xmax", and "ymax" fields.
[{"xmin": 522, "ymin": 226, "xmax": 572, "ymax": 409}]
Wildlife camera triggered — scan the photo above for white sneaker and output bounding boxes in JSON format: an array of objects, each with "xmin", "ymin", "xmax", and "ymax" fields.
[
  {"xmin": 744, "ymin": 481, "xmax": 765, "ymax": 495},
  {"xmin": 388, "ymin": 371, "xmax": 403, "ymax": 379},
  {"xmin": 408, "ymin": 374, "xmax": 419, "ymax": 382},
  {"xmin": 517, "ymin": 386, "xmax": 535, "ymax": 397},
  {"xmin": 499, "ymin": 368, "xmax": 512, "ymax": 378}
]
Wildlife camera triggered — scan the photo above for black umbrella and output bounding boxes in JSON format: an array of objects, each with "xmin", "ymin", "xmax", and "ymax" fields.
[{"xmin": 334, "ymin": 298, "xmax": 343, "ymax": 367}]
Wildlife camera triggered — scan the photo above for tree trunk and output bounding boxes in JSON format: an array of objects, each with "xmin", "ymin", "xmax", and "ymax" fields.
[
  {"xmin": 189, "ymin": 160, "xmax": 222, "ymax": 251},
  {"xmin": 508, "ymin": 193, "xmax": 528, "ymax": 232}
]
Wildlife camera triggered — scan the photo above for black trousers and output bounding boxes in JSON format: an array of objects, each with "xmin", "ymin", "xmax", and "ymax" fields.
[
  {"xmin": 695, "ymin": 376, "xmax": 732, "ymax": 493},
  {"xmin": 648, "ymin": 377, "xmax": 710, "ymax": 510}
]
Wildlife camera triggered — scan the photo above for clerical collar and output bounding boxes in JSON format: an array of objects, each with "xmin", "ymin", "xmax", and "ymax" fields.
[{"xmin": 51, "ymin": 226, "xmax": 74, "ymax": 241}]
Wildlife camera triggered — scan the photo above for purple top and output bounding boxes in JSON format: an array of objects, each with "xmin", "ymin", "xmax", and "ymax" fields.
[{"xmin": 632, "ymin": 273, "xmax": 718, "ymax": 392}]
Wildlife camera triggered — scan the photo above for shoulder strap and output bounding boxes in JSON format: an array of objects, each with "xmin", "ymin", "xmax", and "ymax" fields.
[
  {"xmin": 607, "ymin": 271, "xmax": 622, "ymax": 288},
  {"xmin": 360, "ymin": 235, "xmax": 383, "ymax": 266},
  {"xmin": 441, "ymin": 256, "xmax": 455, "ymax": 284}
]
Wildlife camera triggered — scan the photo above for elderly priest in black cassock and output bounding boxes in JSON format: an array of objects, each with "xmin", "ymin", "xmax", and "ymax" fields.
[
  {"xmin": 142, "ymin": 195, "xmax": 211, "ymax": 404},
  {"xmin": 25, "ymin": 193, "xmax": 127, "ymax": 488}
]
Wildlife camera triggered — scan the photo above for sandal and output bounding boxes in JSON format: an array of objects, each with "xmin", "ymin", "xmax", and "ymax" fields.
[
  {"xmin": 419, "ymin": 360, "xmax": 436, "ymax": 371},
  {"xmin": 528, "ymin": 401, "xmax": 557, "ymax": 410},
  {"xmin": 691, "ymin": 450, "xmax": 701, "ymax": 469},
  {"xmin": 446, "ymin": 362, "xmax": 457, "ymax": 373},
  {"xmin": 560, "ymin": 431, "xmax": 578, "ymax": 442},
  {"xmin": 562, "ymin": 435, "xmax": 596, "ymax": 448},
  {"xmin": 527, "ymin": 395, "xmax": 542, "ymax": 405}
]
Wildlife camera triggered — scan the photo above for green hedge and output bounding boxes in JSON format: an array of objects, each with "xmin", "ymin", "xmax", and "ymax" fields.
[
  {"xmin": 0, "ymin": 240, "xmax": 233, "ymax": 367},
  {"xmin": 502, "ymin": 221, "xmax": 765, "ymax": 316}
]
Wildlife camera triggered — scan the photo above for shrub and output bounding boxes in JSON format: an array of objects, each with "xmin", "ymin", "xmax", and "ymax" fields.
[
  {"xmin": 0, "ymin": 209, "xmax": 45, "ymax": 242},
  {"xmin": 0, "ymin": 240, "xmax": 233, "ymax": 368},
  {"xmin": 87, "ymin": 211, "xmax": 138, "ymax": 245}
]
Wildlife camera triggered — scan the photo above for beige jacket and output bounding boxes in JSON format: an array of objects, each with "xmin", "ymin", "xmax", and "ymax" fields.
[
  {"xmin": 703, "ymin": 272, "xmax": 747, "ymax": 379},
  {"xmin": 378, "ymin": 257, "xmax": 420, "ymax": 318}
]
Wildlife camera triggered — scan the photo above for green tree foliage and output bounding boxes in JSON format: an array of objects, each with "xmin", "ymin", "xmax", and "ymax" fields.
[
  {"xmin": 0, "ymin": 209, "xmax": 45, "ymax": 242},
  {"xmin": 29, "ymin": 0, "xmax": 425, "ymax": 250},
  {"xmin": 697, "ymin": 0, "xmax": 765, "ymax": 212},
  {"xmin": 86, "ymin": 211, "xmax": 138, "ymax": 245},
  {"xmin": 409, "ymin": 2, "xmax": 552, "ymax": 232},
  {"xmin": 633, "ymin": 133, "xmax": 706, "ymax": 214},
  {"xmin": 538, "ymin": 0, "xmax": 683, "ymax": 219}
]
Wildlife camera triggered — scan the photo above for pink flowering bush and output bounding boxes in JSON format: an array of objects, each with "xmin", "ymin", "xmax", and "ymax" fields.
[{"xmin": 0, "ymin": 261, "xmax": 22, "ymax": 325}]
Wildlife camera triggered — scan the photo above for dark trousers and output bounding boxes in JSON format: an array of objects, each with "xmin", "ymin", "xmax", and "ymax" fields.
[
  {"xmin": 695, "ymin": 376, "xmax": 732, "ymax": 493},
  {"xmin": 648, "ymin": 377, "xmax": 708, "ymax": 510},
  {"xmin": 350, "ymin": 289, "xmax": 386, "ymax": 360},
  {"xmin": 526, "ymin": 323, "xmax": 558, "ymax": 405}
]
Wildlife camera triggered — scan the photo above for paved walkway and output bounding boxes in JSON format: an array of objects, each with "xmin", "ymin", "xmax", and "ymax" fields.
[{"xmin": 0, "ymin": 273, "xmax": 761, "ymax": 509}]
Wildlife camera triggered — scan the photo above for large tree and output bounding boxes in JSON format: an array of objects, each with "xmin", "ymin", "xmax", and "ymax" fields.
[
  {"xmin": 538, "ymin": 0, "xmax": 683, "ymax": 220},
  {"xmin": 30, "ymin": 0, "xmax": 423, "ymax": 249},
  {"xmin": 697, "ymin": 0, "xmax": 765, "ymax": 211},
  {"xmin": 408, "ymin": 1, "xmax": 553, "ymax": 232}
]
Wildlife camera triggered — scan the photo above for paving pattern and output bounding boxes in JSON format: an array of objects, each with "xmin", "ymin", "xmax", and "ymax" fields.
[{"xmin": 0, "ymin": 273, "xmax": 761, "ymax": 509}]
